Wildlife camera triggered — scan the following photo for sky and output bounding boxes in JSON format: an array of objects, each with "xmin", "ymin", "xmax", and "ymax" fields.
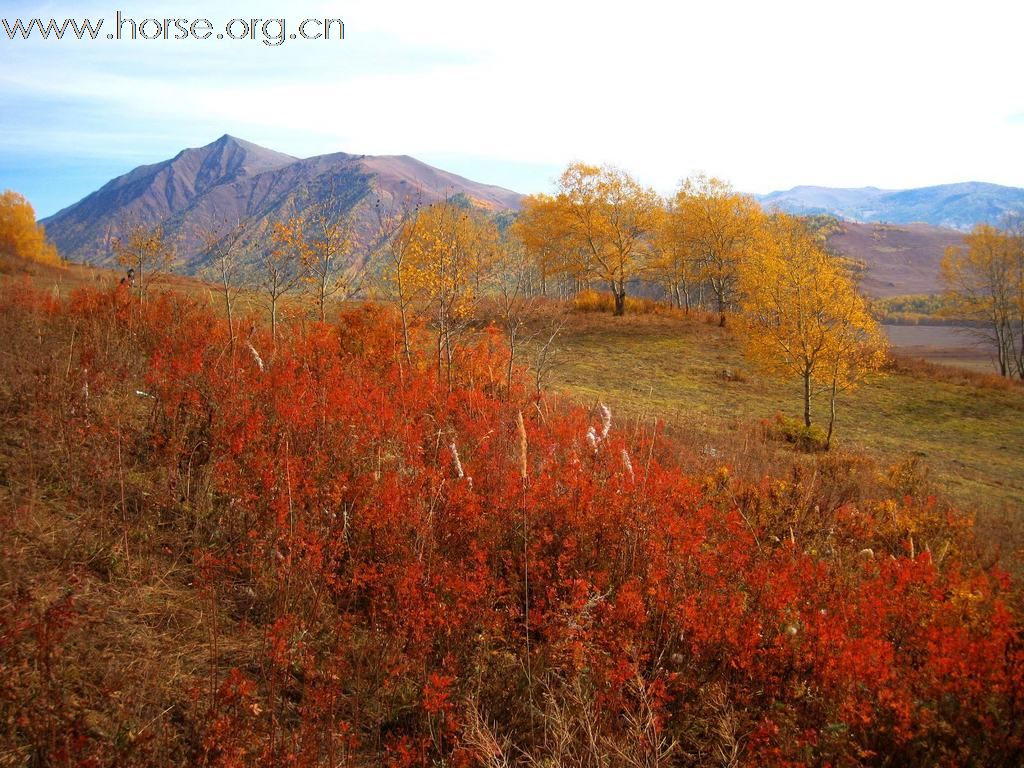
[{"xmin": 2, "ymin": 0, "xmax": 1023, "ymax": 218}]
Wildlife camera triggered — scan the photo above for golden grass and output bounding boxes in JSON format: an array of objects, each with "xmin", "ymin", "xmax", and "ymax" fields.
[{"xmin": 530, "ymin": 310, "xmax": 1024, "ymax": 515}]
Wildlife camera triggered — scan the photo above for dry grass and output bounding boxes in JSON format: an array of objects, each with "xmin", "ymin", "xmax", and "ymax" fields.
[
  {"xmin": 572, "ymin": 289, "xmax": 671, "ymax": 316},
  {"xmin": 523, "ymin": 309, "xmax": 1024, "ymax": 566},
  {"xmin": 0, "ymin": 278, "xmax": 261, "ymax": 765}
]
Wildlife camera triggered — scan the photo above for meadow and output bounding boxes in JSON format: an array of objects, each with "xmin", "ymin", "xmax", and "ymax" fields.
[{"xmin": 542, "ymin": 310, "xmax": 1024, "ymax": 516}]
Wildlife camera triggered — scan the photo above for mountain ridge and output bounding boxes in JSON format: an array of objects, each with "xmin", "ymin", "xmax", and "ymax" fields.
[
  {"xmin": 758, "ymin": 181, "xmax": 1024, "ymax": 230},
  {"xmin": 41, "ymin": 136, "xmax": 523, "ymax": 269}
]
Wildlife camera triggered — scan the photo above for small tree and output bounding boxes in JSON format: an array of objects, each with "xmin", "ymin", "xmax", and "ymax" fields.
[
  {"xmin": 494, "ymin": 233, "xmax": 539, "ymax": 398},
  {"xmin": 553, "ymin": 163, "xmax": 660, "ymax": 316},
  {"xmin": 111, "ymin": 220, "xmax": 175, "ymax": 303},
  {"xmin": 941, "ymin": 222, "xmax": 1024, "ymax": 378},
  {"xmin": 650, "ymin": 203, "xmax": 702, "ymax": 312},
  {"xmin": 262, "ymin": 220, "xmax": 308, "ymax": 346},
  {"xmin": 401, "ymin": 200, "xmax": 499, "ymax": 390},
  {"xmin": 375, "ymin": 196, "xmax": 425, "ymax": 366},
  {"xmin": 201, "ymin": 218, "xmax": 251, "ymax": 351},
  {"xmin": 740, "ymin": 214, "xmax": 886, "ymax": 449},
  {"xmin": 279, "ymin": 198, "xmax": 363, "ymax": 322},
  {"xmin": 512, "ymin": 194, "xmax": 580, "ymax": 299}
]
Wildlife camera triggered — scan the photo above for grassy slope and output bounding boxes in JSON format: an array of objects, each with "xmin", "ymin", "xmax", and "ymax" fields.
[{"xmin": 544, "ymin": 311, "xmax": 1024, "ymax": 512}]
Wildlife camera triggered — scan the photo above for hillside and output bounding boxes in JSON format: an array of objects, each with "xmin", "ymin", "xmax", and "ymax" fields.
[
  {"xmin": 40, "ymin": 135, "xmax": 523, "ymax": 270},
  {"xmin": 825, "ymin": 221, "xmax": 964, "ymax": 298},
  {"xmin": 759, "ymin": 182, "xmax": 1024, "ymax": 230}
]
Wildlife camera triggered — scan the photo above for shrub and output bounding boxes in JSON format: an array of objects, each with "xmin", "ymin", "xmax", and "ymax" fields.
[
  {"xmin": 573, "ymin": 288, "xmax": 661, "ymax": 314},
  {"xmin": 0, "ymin": 282, "xmax": 1021, "ymax": 767},
  {"xmin": 768, "ymin": 412, "xmax": 829, "ymax": 452}
]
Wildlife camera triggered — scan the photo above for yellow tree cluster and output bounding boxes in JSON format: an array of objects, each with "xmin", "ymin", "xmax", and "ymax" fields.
[
  {"xmin": 941, "ymin": 221, "xmax": 1024, "ymax": 378},
  {"xmin": 272, "ymin": 201, "xmax": 361, "ymax": 323},
  {"xmin": 506, "ymin": 164, "xmax": 887, "ymax": 444},
  {"xmin": 661, "ymin": 175, "xmax": 764, "ymax": 326},
  {"xmin": 551, "ymin": 163, "xmax": 661, "ymax": 316},
  {"xmin": 513, "ymin": 170, "xmax": 764, "ymax": 322},
  {"xmin": 375, "ymin": 164, "xmax": 889, "ymax": 443},
  {"xmin": 0, "ymin": 190, "xmax": 59, "ymax": 265},
  {"xmin": 511, "ymin": 194, "xmax": 578, "ymax": 299},
  {"xmin": 388, "ymin": 199, "xmax": 500, "ymax": 389},
  {"xmin": 739, "ymin": 214, "xmax": 886, "ymax": 449}
]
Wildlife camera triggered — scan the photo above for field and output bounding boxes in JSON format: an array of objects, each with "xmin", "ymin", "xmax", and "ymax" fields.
[
  {"xmin": 10, "ymin": 253, "xmax": 1024, "ymax": 514},
  {"xmin": 541, "ymin": 311, "xmax": 1024, "ymax": 516},
  {"xmin": 883, "ymin": 323, "xmax": 995, "ymax": 372}
]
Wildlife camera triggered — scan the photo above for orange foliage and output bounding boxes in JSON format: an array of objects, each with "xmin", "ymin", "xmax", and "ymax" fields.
[
  {"xmin": 0, "ymin": 190, "xmax": 59, "ymax": 265},
  {"xmin": 0, "ymin": 282, "xmax": 1022, "ymax": 766}
]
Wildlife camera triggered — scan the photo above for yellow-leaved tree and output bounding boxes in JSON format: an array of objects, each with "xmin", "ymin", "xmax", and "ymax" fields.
[
  {"xmin": 552, "ymin": 163, "xmax": 660, "ymax": 315},
  {"xmin": 259, "ymin": 219, "xmax": 307, "ymax": 347},
  {"xmin": 375, "ymin": 197, "xmax": 425, "ymax": 365},
  {"xmin": 649, "ymin": 203, "xmax": 703, "ymax": 313},
  {"xmin": 940, "ymin": 222, "xmax": 1024, "ymax": 378},
  {"xmin": 512, "ymin": 193, "xmax": 580, "ymax": 299},
  {"xmin": 111, "ymin": 220, "xmax": 176, "ymax": 303},
  {"xmin": 200, "ymin": 218, "xmax": 252, "ymax": 351},
  {"xmin": 740, "ymin": 214, "xmax": 886, "ymax": 449},
  {"xmin": 672, "ymin": 175, "xmax": 763, "ymax": 326},
  {"xmin": 398, "ymin": 199, "xmax": 500, "ymax": 389},
  {"xmin": 294, "ymin": 200, "xmax": 362, "ymax": 323},
  {"xmin": 0, "ymin": 190, "xmax": 59, "ymax": 265}
]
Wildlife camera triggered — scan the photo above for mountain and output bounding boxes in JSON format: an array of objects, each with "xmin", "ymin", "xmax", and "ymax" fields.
[
  {"xmin": 41, "ymin": 135, "xmax": 523, "ymax": 269},
  {"xmin": 825, "ymin": 221, "xmax": 963, "ymax": 298},
  {"xmin": 758, "ymin": 182, "xmax": 1024, "ymax": 230}
]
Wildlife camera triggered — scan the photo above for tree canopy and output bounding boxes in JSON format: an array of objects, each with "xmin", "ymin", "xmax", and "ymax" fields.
[
  {"xmin": 0, "ymin": 190, "xmax": 59, "ymax": 265},
  {"xmin": 740, "ymin": 214, "xmax": 886, "ymax": 448}
]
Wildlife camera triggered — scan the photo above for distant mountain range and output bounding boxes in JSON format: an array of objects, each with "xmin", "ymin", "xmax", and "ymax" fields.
[
  {"xmin": 757, "ymin": 182, "xmax": 1024, "ymax": 230},
  {"xmin": 41, "ymin": 135, "xmax": 523, "ymax": 269},
  {"xmin": 38, "ymin": 138, "xmax": 1017, "ymax": 299}
]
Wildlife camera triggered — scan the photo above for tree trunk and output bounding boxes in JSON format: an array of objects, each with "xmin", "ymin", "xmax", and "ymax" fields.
[
  {"xmin": 399, "ymin": 302, "xmax": 412, "ymax": 368},
  {"xmin": 444, "ymin": 328, "xmax": 454, "ymax": 393},
  {"xmin": 436, "ymin": 328, "xmax": 444, "ymax": 388},
  {"xmin": 224, "ymin": 292, "xmax": 235, "ymax": 352},
  {"xmin": 613, "ymin": 290, "xmax": 625, "ymax": 316},
  {"xmin": 506, "ymin": 330, "xmax": 516, "ymax": 401},
  {"xmin": 395, "ymin": 269, "xmax": 412, "ymax": 366},
  {"xmin": 825, "ymin": 377, "xmax": 838, "ymax": 451},
  {"xmin": 270, "ymin": 297, "xmax": 278, "ymax": 348},
  {"xmin": 803, "ymin": 370, "xmax": 812, "ymax": 428}
]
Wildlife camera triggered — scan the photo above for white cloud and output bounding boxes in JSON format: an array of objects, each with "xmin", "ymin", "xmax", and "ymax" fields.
[{"xmin": 3, "ymin": 0, "xmax": 1024, "ymax": 207}]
